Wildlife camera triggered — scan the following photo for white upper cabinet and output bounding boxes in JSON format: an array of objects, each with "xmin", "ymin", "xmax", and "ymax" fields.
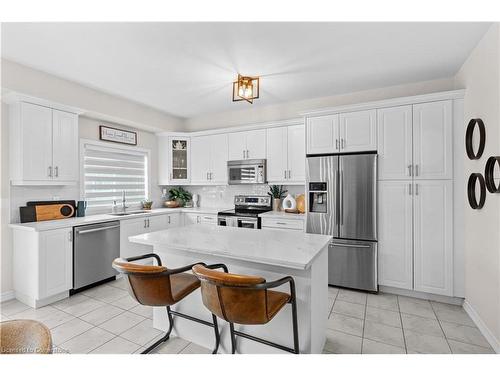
[
  {"xmin": 228, "ymin": 129, "xmax": 266, "ymax": 160},
  {"xmin": 378, "ymin": 180, "xmax": 413, "ymax": 290},
  {"xmin": 158, "ymin": 136, "xmax": 190, "ymax": 185},
  {"xmin": 306, "ymin": 110, "xmax": 376, "ymax": 155},
  {"xmin": 266, "ymin": 125, "xmax": 305, "ymax": 184},
  {"xmin": 19, "ymin": 103, "xmax": 53, "ymax": 182},
  {"xmin": 52, "ymin": 109, "xmax": 79, "ymax": 183},
  {"xmin": 266, "ymin": 127, "xmax": 288, "ymax": 182},
  {"xmin": 10, "ymin": 102, "xmax": 79, "ymax": 185},
  {"xmin": 191, "ymin": 136, "xmax": 211, "ymax": 184},
  {"xmin": 306, "ymin": 114, "xmax": 339, "ymax": 155},
  {"xmin": 377, "ymin": 106, "xmax": 413, "ymax": 180},
  {"xmin": 413, "ymin": 180, "xmax": 453, "ymax": 296},
  {"xmin": 339, "ymin": 109, "xmax": 377, "ymax": 153},
  {"xmin": 287, "ymin": 125, "xmax": 306, "ymax": 183},
  {"xmin": 412, "ymin": 101, "xmax": 452, "ymax": 180},
  {"xmin": 191, "ymin": 134, "xmax": 228, "ymax": 185},
  {"xmin": 209, "ymin": 134, "xmax": 229, "ymax": 184}
]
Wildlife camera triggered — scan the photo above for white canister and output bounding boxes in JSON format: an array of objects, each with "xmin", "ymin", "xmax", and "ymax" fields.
[{"xmin": 282, "ymin": 194, "xmax": 297, "ymax": 210}]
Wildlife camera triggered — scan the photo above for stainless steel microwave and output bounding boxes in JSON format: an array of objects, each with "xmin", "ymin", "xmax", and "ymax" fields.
[{"xmin": 227, "ymin": 159, "xmax": 267, "ymax": 184}]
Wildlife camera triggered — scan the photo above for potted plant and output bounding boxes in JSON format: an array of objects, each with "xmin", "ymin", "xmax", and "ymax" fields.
[
  {"xmin": 268, "ymin": 185, "xmax": 288, "ymax": 211},
  {"xmin": 164, "ymin": 187, "xmax": 192, "ymax": 208}
]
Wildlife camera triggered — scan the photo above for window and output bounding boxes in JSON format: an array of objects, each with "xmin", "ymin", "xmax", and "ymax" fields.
[{"xmin": 82, "ymin": 141, "xmax": 149, "ymax": 213}]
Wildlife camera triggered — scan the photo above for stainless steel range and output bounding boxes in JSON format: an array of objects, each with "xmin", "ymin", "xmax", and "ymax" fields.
[{"xmin": 217, "ymin": 195, "xmax": 272, "ymax": 229}]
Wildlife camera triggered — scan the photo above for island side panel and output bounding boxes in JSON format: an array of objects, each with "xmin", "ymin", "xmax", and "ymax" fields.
[
  {"xmin": 309, "ymin": 245, "xmax": 328, "ymax": 353},
  {"xmin": 151, "ymin": 246, "xmax": 323, "ymax": 354}
]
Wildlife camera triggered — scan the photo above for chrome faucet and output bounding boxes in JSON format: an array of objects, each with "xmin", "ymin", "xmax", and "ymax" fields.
[{"xmin": 122, "ymin": 190, "xmax": 128, "ymax": 212}]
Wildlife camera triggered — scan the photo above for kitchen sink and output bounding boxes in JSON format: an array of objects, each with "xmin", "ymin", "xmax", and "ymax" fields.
[{"xmin": 109, "ymin": 210, "xmax": 150, "ymax": 216}]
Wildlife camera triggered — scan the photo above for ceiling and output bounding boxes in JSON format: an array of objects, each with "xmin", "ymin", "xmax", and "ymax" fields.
[{"xmin": 1, "ymin": 22, "xmax": 490, "ymax": 118}]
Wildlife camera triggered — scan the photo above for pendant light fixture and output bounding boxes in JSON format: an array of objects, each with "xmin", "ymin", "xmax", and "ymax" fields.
[{"xmin": 232, "ymin": 74, "xmax": 260, "ymax": 104}]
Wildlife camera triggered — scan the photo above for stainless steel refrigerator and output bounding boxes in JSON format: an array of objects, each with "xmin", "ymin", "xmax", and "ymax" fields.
[{"xmin": 306, "ymin": 154, "xmax": 378, "ymax": 292}]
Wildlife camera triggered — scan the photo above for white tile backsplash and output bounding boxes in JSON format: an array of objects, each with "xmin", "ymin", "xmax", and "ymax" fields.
[{"xmin": 175, "ymin": 184, "xmax": 305, "ymax": 208}]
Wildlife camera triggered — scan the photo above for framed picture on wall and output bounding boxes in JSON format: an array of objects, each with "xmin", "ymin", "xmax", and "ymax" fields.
[{"xmin": 99, "ymin": 125, "xmax": 137, "ymax": 145}]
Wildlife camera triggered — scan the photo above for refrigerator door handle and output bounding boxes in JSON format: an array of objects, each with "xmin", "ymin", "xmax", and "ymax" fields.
[
  {"xmin": 339, "ymin": 170, "xmax": 344, "ymax": 225},
  {"xmin": 331, "ymin": 242, "xmax": 371, "ymax": 248}
]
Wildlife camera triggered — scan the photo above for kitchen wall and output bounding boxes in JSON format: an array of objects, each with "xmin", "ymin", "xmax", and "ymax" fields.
[
  {"xmin": 1, "ymin": 59, "xmax": 184, "ymax": 133},
  {"xmin": 185, "ymin": 77, "xmax": 456, "ymax": 131},
  {"xmin": 178, "ymin": 185, "xmax": 305, "ymax": 209},
  {"xmin": 0, "ymin": 103, "xmax": 11, "ymax": 296},
  {"xmin": 454, "ymin": 23, "xmax": 500, "ymax": 350}
]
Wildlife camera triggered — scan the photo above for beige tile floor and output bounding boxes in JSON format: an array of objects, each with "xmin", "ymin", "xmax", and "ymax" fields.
[{"xmin": 0, "ymin": 281, "xmax": 495, "ymax": 354}]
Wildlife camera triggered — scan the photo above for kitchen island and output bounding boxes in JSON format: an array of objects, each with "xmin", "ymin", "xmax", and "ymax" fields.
[{"xmin": 129, "ymin": 224, "xmax": 331, "ymax": 354}]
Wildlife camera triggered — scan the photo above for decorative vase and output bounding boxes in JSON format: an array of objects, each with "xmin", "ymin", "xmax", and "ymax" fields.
[
  {"xmin": 273, "ymin": 198, "xmax": 281, "ymax": 211},
  {"xmin": 282, "ymin": 194, "xmax": 297, "ymax": 211},
  {"xmin": 295, "ymin": 194, "xmax": 306, "ymax": 213}
]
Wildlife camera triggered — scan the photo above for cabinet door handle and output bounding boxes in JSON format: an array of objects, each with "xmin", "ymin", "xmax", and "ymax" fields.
[
  {"xmin": 68, "ymin": 231, "xmax": 73, "ymax": 242},
  {"xmin": 408, "ymin": 165, "xmax": 413, "ymax": 177},
  {"xmin": 284, "ymin": 170, "xmax": 287, "ymax": 179},
  {"xmin": 210, "ymin": 172, "xmax": 213, "ymax": 180},
  {"xmin": 246, "ymin": 150, "xmax": 249, "ymax": 159},
  {"xmin": 54, "ymin": 166, "xmax": 59, "ymax": 178},
  {"xmin": 336, "ymin": 139, "xmax": 339, "ymax": 150},
  {"xmin": 288, "ymin": 170, "xmax": 291, "ymax": 179},
  {"xmin": 415, "ymin": 164, "xmax": 419, "ymax": 176},
  {"xmin": 148, "ymin": 219, "xmax": 150, "ymax": 227},
  {"xmin": 409, "ymin": 183, "xmax": 412, "ymax": 195},
  {"xmin": 341, "ymin": 138, "xmax": 345, "ymax": 149},
  {"xmin": 243, "ymin": 150, "xmax": 245, "ymax": 159},
  {"xmin": 207, "ymin": 172, "xmax": 209, "ymax": 180},
  {"xmin": 415, "ymin": 183, "xmax": 419, "ymax": 196},
  {"xmin": 48, "ymin": 166, "xmax": 52, "ymax": 178},
  {"xmin": 168, "ymin": 216, "xmax": 171, "ymax": 224}
]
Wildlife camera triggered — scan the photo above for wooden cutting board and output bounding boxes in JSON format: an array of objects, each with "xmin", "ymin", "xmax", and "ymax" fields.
[{"xmin": 34, "ymin": 204, "xmax": 75, "ymax": 221}]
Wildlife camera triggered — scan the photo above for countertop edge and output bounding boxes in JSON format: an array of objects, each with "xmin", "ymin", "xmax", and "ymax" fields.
[{"xmin": 9, "ymin": 207, "xmax": 231, "ymax": 232}]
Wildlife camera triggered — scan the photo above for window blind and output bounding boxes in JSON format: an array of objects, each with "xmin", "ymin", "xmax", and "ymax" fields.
[{"xmin": 83, "ymin": 144, "xmax": 148, "ymax": 211}]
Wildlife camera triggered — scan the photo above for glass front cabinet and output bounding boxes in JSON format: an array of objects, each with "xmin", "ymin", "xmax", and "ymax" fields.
[{"xmin": 158, "ymin": 136, "xmax": 190, "ymax": 185}]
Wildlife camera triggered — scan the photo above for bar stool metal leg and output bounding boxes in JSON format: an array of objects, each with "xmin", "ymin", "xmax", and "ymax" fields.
[
  {"xmin": 291, "ymin": 296, "xmax": 299, "ymax": 354},
  {"xmin": 212, "ymin": 314, "xmax": 220, "ymax": 354},
  {"xmin": 141, "ymin": 306, "xmax": 174, "ymax": 354},
  {"xmin": 229, "ymin": 322, "xmax": 237, "ymax": 354}
]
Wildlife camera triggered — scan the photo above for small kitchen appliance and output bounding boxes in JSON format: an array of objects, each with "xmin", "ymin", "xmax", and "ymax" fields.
[{"xmin": 227, "ymin": 159, "xmax": 266, "ymax": 185}]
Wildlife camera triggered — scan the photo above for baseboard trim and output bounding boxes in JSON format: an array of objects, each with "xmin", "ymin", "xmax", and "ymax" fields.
[
  {"xmin": 0, "ymin": 290, "xmax": 15, "ymax": 303},
  {"xmin": 463, "ymin": 300, "xmax": 500, "ymax": 354},
  {"xmin": 379, "ymin": 285, "xmax": 464, "ymax": 305}
]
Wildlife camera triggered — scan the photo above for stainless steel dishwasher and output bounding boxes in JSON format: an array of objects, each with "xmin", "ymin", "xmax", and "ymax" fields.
[{"xmin": 73, "ymin": 221, "xmax": 120, "ymax": 292}]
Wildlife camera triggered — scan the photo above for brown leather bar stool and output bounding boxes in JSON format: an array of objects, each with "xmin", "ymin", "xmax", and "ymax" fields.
[
  {"xmin": 0, "ymin": 319, "xmax": 53, "ymax": 354},
  {"xmin": 192, "ymin": 265, "xmax": 299, "ymax": 354},
  {"xmin": 112, "ymin": 254, "xmax": 228, "ymax": 354}
]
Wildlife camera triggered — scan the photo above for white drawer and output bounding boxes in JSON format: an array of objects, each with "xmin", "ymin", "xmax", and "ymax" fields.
[
  {"xmin": 200, "ymin": 214, "xmax": 217, "ymax": 225},
  {"xmin": 261, "ymin": 218, "xmax": 304, "ymax": 231}
]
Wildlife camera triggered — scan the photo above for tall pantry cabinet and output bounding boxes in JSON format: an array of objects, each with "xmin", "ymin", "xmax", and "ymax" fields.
[{"xmin": 377, "ymin": 101, "xmax": 454, "ymax": 296}]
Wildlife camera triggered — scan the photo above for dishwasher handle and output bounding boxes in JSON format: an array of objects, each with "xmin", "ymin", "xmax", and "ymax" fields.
[{"xmin": 76, "ymin": 225, "xmax": 120, "ymax": 235}]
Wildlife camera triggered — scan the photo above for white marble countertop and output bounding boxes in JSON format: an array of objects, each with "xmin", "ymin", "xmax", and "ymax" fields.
[
  {"xmin": 129, "ymin": 224, "xmax": 331, "ymax": 270},
  {"xmin": 259, "ymin": 211, "xmax": 306, "ymax": 220},
  {"xmin": 9, "ymin": 206, "xmax": 230, "ymax": 232}
]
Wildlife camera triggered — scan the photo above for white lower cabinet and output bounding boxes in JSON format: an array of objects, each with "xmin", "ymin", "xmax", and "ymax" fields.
[
  {"xmin": 378, "ymin": 180, "xmax": 453, "ymax": 296},
  {"xmin": 378, "ymin": 181, "xmax": 413, "ymax": 290},
  {"xmin": 413, "ymin": 180, "xmax": 453, "ymax": 296},
  {"xmin": 120, "ymin": 214, "xmax": 180, "ymax": 259},
  {"xmin": 261, "ymin": 218, "xmax": 304, "ymax": 231},
  {"xmin": 39, "ymin": 228, "xmax": 73, "ymax": 299},
  {"xmin": 12, "ymin": 227, "xmax": 73, "ymax": 307},
  {"xmin": 184, "ymin": 213, "xmax": 217, "ymax": 225}
]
